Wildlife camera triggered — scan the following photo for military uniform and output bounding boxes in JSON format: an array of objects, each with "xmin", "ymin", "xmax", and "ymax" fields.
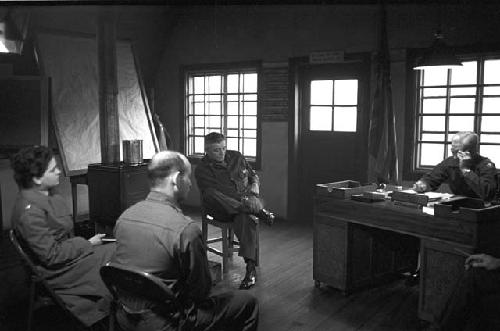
[
  {"xmin": 195, "ymin": 150, "xmax": 260, "ymax": 261},
  {"xmin": 11, "ymin": 189, "xmax": 115, "ymax": 327},
  {"xmin": 112, "ymin": 191, "xmax": 258, "ymax": 331},
  {"xmin": 421, "ymin": 155, "xmax": 497, "ymax": 201}
]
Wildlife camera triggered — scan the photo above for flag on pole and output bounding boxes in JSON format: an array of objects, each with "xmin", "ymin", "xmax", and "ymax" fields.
[{"xmin": 367, "ymin": 4, "xmax": 399, "ymax": 185}]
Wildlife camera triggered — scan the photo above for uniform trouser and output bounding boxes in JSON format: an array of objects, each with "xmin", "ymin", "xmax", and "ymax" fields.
[
  {"xmin": 116, "ymin": 291, "xmax": 259, "ymax": 331},
  {"xmin": 203, "ymin": 190, "xmax": 259, "ymax": 261},
  {"xmin": 440, "ymin": 268, "xmax": 500, "ymax": 331}
]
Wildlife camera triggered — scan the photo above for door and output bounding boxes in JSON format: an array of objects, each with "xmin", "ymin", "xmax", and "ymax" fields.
[{"xmin": 297, "ymin": 60, "xmax": 370, "ymax": 222}]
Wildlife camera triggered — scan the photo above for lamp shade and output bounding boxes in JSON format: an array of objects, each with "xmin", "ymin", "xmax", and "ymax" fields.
[{"xmin": 413, "ymin": 33, "xmax": 463, "ymax": 70}]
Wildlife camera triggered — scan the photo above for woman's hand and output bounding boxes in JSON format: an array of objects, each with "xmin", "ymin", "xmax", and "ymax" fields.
[{"xmin": 88, "ymin": 233, "xmax": 106, "ymax": 246}]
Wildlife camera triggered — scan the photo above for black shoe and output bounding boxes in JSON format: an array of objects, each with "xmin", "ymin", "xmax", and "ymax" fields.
[
  {"xmin": 404, "ymin": 270, "xmax": 420, "ymax": 287},
  {"xmin": 239, "ymin": 266, "xmax": 257, "ymax": 290},
  {"xmin": 257, "ymin": 209, "xmax": 275, "ymax": 226}
]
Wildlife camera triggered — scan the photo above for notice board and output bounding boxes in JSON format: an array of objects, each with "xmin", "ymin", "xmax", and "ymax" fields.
[{"xmin": 36, "ymin": 32, "xmax": 158, "ymax": 176}]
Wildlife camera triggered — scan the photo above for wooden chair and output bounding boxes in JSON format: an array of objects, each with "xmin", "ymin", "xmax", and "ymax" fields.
[
  {"xmin": 9, "ymin": 229, "xmax": 91, "ymax": 331},
  {"xmin": 200, "ymin": 205, "xmax": 259, "ymax": 273},
  {"xmin": 100, "ymin": 262, "xmax": 180, "ymax": 331}
]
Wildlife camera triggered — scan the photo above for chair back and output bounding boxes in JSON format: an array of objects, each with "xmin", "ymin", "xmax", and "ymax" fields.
[
  {"xmin": 9, "ymin": 229, "xmax": 87, "ymax": 330},
  {"xmin": 100, "ymin": 262, "xmax": 178, "ymax": 314}
]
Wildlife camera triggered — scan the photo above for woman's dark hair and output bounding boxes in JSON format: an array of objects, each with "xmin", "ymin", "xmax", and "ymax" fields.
[{"xmin": 11, "ymin": 146, "xmax": 53, "ymax": 189}]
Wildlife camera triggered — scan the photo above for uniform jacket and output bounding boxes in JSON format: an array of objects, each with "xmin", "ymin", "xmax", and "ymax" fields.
[
  {"xmin": 11, "ymin": 189, "xmax": 114, "ymax": 326},
  {"xmin": 112, "ymin": 191, "xmax": 212, "ymax": 307},
  {"xmin": 421, "ymin": 155, "xmax": 497, "ymax": 201},
  {"xmin": 195, "ymin": 150, "xmax": 259, "ymax": 203}
]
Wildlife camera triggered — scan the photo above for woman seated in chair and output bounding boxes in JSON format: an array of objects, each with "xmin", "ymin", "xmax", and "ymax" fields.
[{"xmin": 10, "ymin": 145, "xmax": 115, "ymax": 328}]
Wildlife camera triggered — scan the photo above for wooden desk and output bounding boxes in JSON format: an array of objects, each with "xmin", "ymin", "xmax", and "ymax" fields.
[{"xmin": 313, "ymin": 195, "xmax": 500, "ymax": 322}]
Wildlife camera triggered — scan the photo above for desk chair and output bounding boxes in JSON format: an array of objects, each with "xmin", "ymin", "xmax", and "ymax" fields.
[
  {"xmin": 100, "ymin": 263, "xmax": 180, "ymax": 331},
  {"xmin": 200, "ymin": 206, "xmax": 259, "ymax": 273},
  {"xmin": 8, "ymin": 229, "xmax": 90, "ymax": 331}
]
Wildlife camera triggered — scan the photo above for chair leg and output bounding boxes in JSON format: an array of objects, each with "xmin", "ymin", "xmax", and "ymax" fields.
[
  {"xmin": 27, "ymin": 278, "xmax": 36, "ymax": 331},
  {"xmin": 221, "ymin": 228, "xmax": 229, "ymax": 273},
  {"xmin": 255, "ymin": 223, "xmax": 259, "ymax": 267},
  {"xmin": 201, "ymin": 219, "xmax": 208, "ymax": 253}
]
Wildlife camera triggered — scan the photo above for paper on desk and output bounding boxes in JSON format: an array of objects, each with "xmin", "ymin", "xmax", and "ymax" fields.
[
  {"xmin": 422, "ymin": 206, "xmax": 435, "ymax": 216},
  {"xmin": 423, "ymin": 192, "xmax": 454, "ymax": 201}
]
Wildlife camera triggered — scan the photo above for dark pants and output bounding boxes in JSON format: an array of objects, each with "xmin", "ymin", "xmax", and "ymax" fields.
[
  {"xmin": 203, "ymin": 191, "xmax": 259, "ymax": 261},
  {"xmin": 116, "ymin": 291, "xmax": 259, "ymax": 331},
  {"xmin": 440, "ymin": 268, "xmax": 500, "ymax": 331}
]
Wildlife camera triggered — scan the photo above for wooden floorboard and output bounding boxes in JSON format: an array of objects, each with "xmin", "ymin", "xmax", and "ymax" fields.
[{"xmin": 0, "ymin": 212, "xmax": 424, "ymax": 331}]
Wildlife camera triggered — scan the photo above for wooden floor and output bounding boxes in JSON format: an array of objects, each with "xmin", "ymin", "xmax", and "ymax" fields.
[{"xmin": 0, "ymin": 214, "xmax": 424, "ymax": 331}]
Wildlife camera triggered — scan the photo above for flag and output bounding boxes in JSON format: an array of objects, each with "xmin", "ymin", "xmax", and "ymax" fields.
[{"xmin": 367, "ymin": 4, "xmax": 399, "ymax": 185}]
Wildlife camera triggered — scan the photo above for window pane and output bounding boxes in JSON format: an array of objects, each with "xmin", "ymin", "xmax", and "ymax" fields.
[
  {"xmin": 208, "ymin": 102, "xmax": 220, "ymax": 115},
  {"xmin": 194, "ymin": 137, "xmax": 204, "ymax": 154},
  {"xmin": 188, "ymin": 78, "xmax": 194, "ymax": 94},
  {"xmin": 449, "ymin": 116, "xmax": 474, "ymax": 132},
  {"xmin": 243, "ymin": 129, "xmax": 257, "ymax": 138},
  {"xmin": 422, "ymin": 116, "xmax": 445, "ymax": 131},
  {"xmin": 422, "ymin": 98, "xmax": 446, "ymax": 114},
  {"xmin": 227, "ymin": 137, "xmax": 238, "ymax": 151},
  {"xmin": 194, "ymin": 95, "xmax": 204, "ymax": 102},
  {"xmin": 484, "ymin": 87, "xmax": 500, "ymax": 96},
  {"xmin": 423, "ymin": 88, "xmax": 446, "ymax": 97},
  {"xmin": 244, "ymin": 94, "xmax": 257, "ymax": 101},
  {"xmin": 194, "ymin": 102, "xmax": 204, "ymax": 115},
  {"xmin": 334, "ymin": 80, "xmax": 358, "ymax": 105},
  {"xmin": 244, "ymin": 73, "xmax": 257, "ymax": 93},
  {"xmin": 420, "ymin": 143, "xmax": 445, "ymax": 166},
  {"xmin": 243, "ymin": 139, "xmax": 256, "ymax": 157},
  {"xmin": 449, "ymin": 98, "xmax": 475, "ymax": 113},
  {"xmin": 422, "ymin": 67, "xmax": 448, "ymax": 86},
  {"xmin": 228, "ymin": 102, "xmax": 239, "ymax": 115},
  {"xmin": 208, "ymin": 75, "xmax": 221, "ymax": 94},
  {"xmin": 227, "ymin": 74, "xmax": 239, "ymax": 93},
  {"xmin": 194, "ymin": 76, "xmax": 204, "ymax": 94},
  {"xmin": 479, "ymin": 145, "xmax": 500, "ymax": 165},
  {"xmin": 244, "ymin": 102, "xmax": 257, "ymax": 115},
  {"xmin": 480, "ymin": 134, "xmax": 500, "ymax": 143},
  {"xmin": 208, "ymin": 94, "xmax": 221, "ymax": 102},
  {"xmin": 484, "ymin": 59, "xmax": 500, "ymax": 84},
  {"xmin": 194, "ymin": 116, "xmax": 204, "ymax": 127},
  {"xmin": 450, "ymin": 87, "xmax": 476, "ymax": 96},
  {"xmin": 450, "ymin": 61, "xmax": 477, "ymax": 85},
  {"xmin": 310, "ymin": 106, "xmax": 332, "ymax": 131},
  {"xmin": 227, "ymin": 116, "xmax": 239, "ymax": 129},
  {"xmin": 333, "ymin": 107, "xmax": 357, "ymax": 132},
  {"xmin": 227, "ymin": 129, "xmax": 238, "ymax": 137},
  {"xmin": 311, "ymin": 80, "xmax": 333, "ymax": 105},
  {"xmin": 206, "ymin": 116, "xmax": 221, "ymax": 129},
  {"xmin": 227, "ymin": 94, "xmax": 238, "ymax": 102},
  {"xmin": 481, "ymin": 116, "xmax": 500, "ymax": 132},
  {"xmin": 421, "ymin": 133, "xmax": 445, "ymax": 141},
  {"xmin": 243, "ymin": 116, "xmax": 257, "ymax": 129},
  {"xmin": 194, "ymin": 128, "xmax": 204, "ymax": 136},
  {"xmin": 482, "ymin": 98, "xmax": 500, "ymax": 113}
]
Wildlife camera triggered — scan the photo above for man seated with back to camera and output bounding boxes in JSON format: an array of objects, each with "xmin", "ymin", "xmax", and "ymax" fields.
[
  {"xmin": 195, "ymin": 132, "xmax": 274, "ymax": 290},
  {"xmin": 111, "ymin": 151, "xmax": 259, "ymax": 331}
]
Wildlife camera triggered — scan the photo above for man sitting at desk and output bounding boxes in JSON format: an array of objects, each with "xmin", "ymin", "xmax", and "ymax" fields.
[
  {"xmin": 414, "ymin": 131, "xmax": 497, "ymax": 202},
  {"xmin": 195, "ymin": 132, "xmax": 274, "ymax": 290}
]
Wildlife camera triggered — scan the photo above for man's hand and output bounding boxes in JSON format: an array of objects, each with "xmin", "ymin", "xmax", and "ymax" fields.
[
  {"xmin": 88, "ymin": 233, "xmax": 106, "ymax": 246},
  {"xmin": 465, "ymin": 253, "xmax": 500, "ymax": 270},
  {"xmin": 457, "ymin": 150, "xmax": 472, "ymax": 173},
  {"xmin": 413, "ymin": 180, "xmax": 428, "ymax": 193},
  {"xmin": 249, "ymin": 182, "xmax": 259, "ymax": 196},
  {"xmin": 241, "ymin": 195, "xmax": 263, "ymax": 214}
]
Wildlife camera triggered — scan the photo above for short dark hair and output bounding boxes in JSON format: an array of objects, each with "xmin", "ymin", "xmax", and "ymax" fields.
[
  {"xmin": 147, "ymin": 152, "xmax": 188, "ymax": 187},
  {"xmin": 11, "ymin": 146, "xmax": 53, "ymax": 189},
  {"xmin": 204, "ymin": 132, "xmax": 225, "ymax": 145}
]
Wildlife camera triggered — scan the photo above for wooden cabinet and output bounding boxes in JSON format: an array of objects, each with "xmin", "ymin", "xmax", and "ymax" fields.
[{"xmin": 88, "ymin": 163, "xmax": 150, "ymax": 229}]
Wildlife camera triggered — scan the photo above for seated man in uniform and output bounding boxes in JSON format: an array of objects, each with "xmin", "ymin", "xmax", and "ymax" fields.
[
  {"xmin": 414, "ymin": 131, "xmax": 497, "ymax": 201},
  {"xmin": 112, "ymin": 151, "xmax": 259, "ymax": 331},
  {"xmin": 195, "ymin": 132, "xmax": 274, "ymax": 290}
]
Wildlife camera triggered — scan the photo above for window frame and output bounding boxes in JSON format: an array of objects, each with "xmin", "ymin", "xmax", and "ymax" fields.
[
  {"xmin": 181, "ymin": 61, "xmax": 262, "ymax": 170},
  {"xmin": 404, "ymin": 51, "xmax": 500, "ymax": 180}
]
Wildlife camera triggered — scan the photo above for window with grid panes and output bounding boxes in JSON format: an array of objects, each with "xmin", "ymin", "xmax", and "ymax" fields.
[
  {"xmin": 415, "ymin": 57, "xmax": 500, "ymax": 169},
  {"xmin": 185, "ymin": 70, "xmax": 258, "ymax": 160}
]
